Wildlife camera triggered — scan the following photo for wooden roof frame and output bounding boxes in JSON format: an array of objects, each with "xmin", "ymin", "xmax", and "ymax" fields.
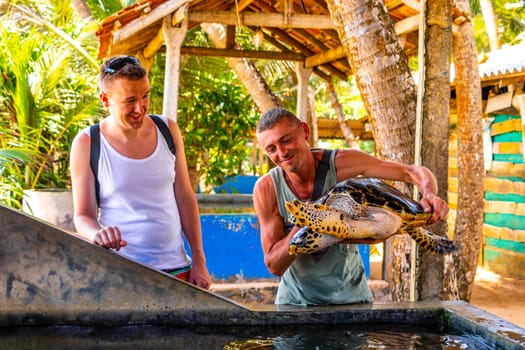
[
  {"xmin": 96, "ymin": 0, "xmax": 423, "ymax": 140},
  {"xmin": 97, "ymin": 0, "xmax": 421, "ymax": 81}
]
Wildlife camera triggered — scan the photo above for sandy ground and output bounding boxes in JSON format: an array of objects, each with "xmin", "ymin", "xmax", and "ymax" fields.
[
  {"xmin": 370, "ymin": 257, "xmax": 525, "ymax": 329},
  {"xmin": 470, "ymin": 266, "xmax": 525, "ymax": 329}
]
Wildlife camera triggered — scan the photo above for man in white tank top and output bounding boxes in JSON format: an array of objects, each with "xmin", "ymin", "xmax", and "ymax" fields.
[
  {"xmin": 70, "ymin": 55, "xmax": 211, "ymax": 289},
  {"xmin": 253, "ymin": 108, "xmax": 449, "ymax": 305}
]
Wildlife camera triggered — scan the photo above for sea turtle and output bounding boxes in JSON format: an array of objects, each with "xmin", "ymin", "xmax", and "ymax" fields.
[{"xmin": 285, "ymin": 178, "xmax": 456, "ymax": 255}]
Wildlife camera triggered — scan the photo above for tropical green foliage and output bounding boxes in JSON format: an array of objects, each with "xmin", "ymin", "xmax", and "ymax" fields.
[
  {"xmin": 471, "ymin": 0, "xmax": 525, "ymax": 51},
  {"xmin": 178, "ymin": 56, "xmax": 259, "ymax": 190},
  {"xmin": 146, "ymin": 29, "xmax": 261, "ymax": 190},
  {"xmin": 0, "ymin": 1, "xmax": 103, "ymax": 208}
]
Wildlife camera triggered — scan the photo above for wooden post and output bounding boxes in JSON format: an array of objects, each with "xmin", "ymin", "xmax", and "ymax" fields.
[
  {"xmin": 295, "ymin": 62, "xmax": 312, "ymax": 122},
  {"xmin": 162, "ymin": 6, "xmax": 188, "ymax": 121}
]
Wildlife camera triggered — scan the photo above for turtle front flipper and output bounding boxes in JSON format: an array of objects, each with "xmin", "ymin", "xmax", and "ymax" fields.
[
  {"xmin": 406, "ymin": 227, "xmax": 458, "ymax": 254},
  {"xmin": 288, "ymin": 227, "xmax": 342, "ymax": 255},
  {"xmin": 286, "ymin": 200, "xmax": 351, "ymax": 239}
]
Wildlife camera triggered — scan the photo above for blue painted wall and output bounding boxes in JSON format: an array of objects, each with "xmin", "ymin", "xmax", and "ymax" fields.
[
  {"xmin": 213, "ymin": 175, "xmax": 259, "ymax": 194},
  {"xmin": 197, "ymin": 213, "xmax": 370, "ymax": 280}
]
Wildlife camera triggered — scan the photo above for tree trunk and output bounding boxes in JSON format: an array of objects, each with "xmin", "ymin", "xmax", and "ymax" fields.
[
  {"xmin": 326, "ymin": 0, "xmax": 417, "ymax": 301},
  {"xmin": 326, "ymin": 81, "xmax": 360, "ymax": 149},
  {"xmin": 479, "ymin": 0, "xmax": 501, "ymax": 51},
  {"xmin": 451, "ymin": 0, "xmax": 485, "ymax": 302},
  {"xmin": 200, "ymin": 23, "xmax": 282, "ymax": 113},
  {"xmin": 417, "ymin": 0, "xmax": 459, "ymax": 301}
]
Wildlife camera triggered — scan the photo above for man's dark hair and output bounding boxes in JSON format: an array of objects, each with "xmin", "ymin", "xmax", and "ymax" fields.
[
  {"xmin": 256, "ymin": 108, "xmax": 301, "ymax": 133},
  {"xmin": 99, "ymin": 55, "xmax": 147, "ymax": 91}
]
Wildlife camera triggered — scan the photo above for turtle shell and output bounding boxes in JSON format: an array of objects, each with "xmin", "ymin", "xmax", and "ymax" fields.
[
  {"xmin": 287, "ymin": 178, "xmax": 455, "ymax": 255},
  {"xmin": 320, "ymin": 178, "xmax": 432, "ymax": 227}
]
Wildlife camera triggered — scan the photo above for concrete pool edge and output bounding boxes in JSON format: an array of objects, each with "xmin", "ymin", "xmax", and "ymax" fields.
[
  {"xmin": 2, "ymin": 204, "xmax": 525, "ymax": 349},
  {"xmin": 2, "ymin": 302, "xmax": 525, "ymax": 348}
]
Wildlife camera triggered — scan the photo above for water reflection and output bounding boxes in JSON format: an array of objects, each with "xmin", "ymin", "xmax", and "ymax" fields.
[
  {"xmin": 0, "ymin": 323, "xmax": 492, "ymax": 350},
  {"xmin": 222, "ymin": 327, "xmax": 490, "ymax": 349}
]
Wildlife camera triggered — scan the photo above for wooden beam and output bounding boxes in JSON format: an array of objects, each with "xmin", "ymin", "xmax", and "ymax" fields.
[
  {"xmin": 305, "ymin": 46, "xmax": 346, "ymax": 68},
  {"xmin": 143, "ymin": 28, "xmax": 164, "ymax": 58},
  {"xmin": 489, "ymin": 161, "xmax": 525, "ymax": 178},
  {"xmin": 483, "ymin": 224, "xmax": 525, "ymax": 244},
  {"xmin": 171, "ymin": 5, "xmax": 187, "ymax": 27},
  {"xmin": 317, "ymin": 118, "xmax": 373, "ymax": 140},
  {"xmin": 485, "ymin": 200, "xmax": 525, "ymax": 216},
  {"xmin": 385, "ymin": 0, "xmax": 403, "ymax": 10},
  {"xmin": 491, "ymin": 118, "xmax": 521, "ymax": 136},
  {"xmin": 493, "ymin": 142, "xmax": 522, "ymax": 154},
  {"xmin": 266, "ymin": 27, "xmax": 347, "ymax": 80},
  {"xmin": 394, "ymin": 14, "xmax": 419, "ymax": 35},
  {"xmin": 188, "ymin": 10, "xmax": 334, "ymax": 29},
  {"xmin": 225, "ymin": 25, "xmax": 236, "ymax": 49},
  {"xmin": 312, "ymin": 67, "xmax": 331, "ymax": 82},
  {"xmin": 113, "ymin": 0, "xmax": 191, "ymax": 43},
  {"xmin": 283, "ymin": 0, "xmax": 292, "ymax": 26},
  {"xmin": 484, "ymin": 176, "xmax": 525, "ymax": 195},
  {"xmin": 295, "ymin": 28, "xmax": 330, "ymax": 51},
  {"xmin": 237, "ymin": 0, "xmax": 256, "ymax": 11},
  {"xmin": 180, "ymin": 46, "xmax": 305, "ymax": 61},
  {"xmin": 401, "ymin": 0, "xmax": 420, "ymax": 11},
  {"xmin": 143, "ymin": 3, "xmax": 190, "ymax": 59}
]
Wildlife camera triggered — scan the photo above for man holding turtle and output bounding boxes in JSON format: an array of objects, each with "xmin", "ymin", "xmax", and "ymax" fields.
[{"xmin": 253, "ymin": 107, "xmax": 449, "ymax": 306}]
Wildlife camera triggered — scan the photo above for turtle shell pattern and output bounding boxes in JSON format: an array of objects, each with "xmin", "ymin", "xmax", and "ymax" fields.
[{"xmin": 286, "ymin": 178, "xmax": 456, "ymax": 254}]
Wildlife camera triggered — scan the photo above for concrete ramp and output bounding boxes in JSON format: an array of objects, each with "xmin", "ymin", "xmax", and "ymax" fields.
[{"xmin": 0, "ymin": 204, "xmax": 248, "ymax": 326}]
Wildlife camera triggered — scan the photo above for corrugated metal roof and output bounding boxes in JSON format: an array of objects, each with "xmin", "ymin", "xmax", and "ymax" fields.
[
  {"xmin": 478, "ymin": 44, "xmax": 525, "ymax": 79},
  {"xmin": 451, "ymin": 44, "xmax": 525, "ymax": 85}
]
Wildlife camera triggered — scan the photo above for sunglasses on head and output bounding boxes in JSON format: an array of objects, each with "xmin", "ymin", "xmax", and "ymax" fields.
[{"xmin": 103, "ymin": 56, "xmax": 140, "ymax": 75}]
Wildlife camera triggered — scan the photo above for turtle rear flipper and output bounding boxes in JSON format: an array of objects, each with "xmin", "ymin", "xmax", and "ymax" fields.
[{"xmin": 407, "ymin": 227, "xmax": 457, "ymax": 253}]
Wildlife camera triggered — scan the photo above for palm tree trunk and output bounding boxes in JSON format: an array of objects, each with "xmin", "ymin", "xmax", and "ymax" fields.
[
  {"xmin": 326, "ymin": 0, "xmax": 417, "ymax": 301},
  {"xmin": 451, "ymin": 0, "xmax": 485, "ymax": 302},
  {"xmin": 479, "ymin": 0, "xmax": 501, "ymax": 51}
]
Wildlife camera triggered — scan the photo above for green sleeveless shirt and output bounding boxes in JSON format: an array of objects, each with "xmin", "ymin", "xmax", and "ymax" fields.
[{"xmin": 269, "ymin": 149, "xmax": 373, "ymax": 306}]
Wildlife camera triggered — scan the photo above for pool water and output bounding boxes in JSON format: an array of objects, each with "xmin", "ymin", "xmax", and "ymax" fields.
[{"xmin": 0, "ymin": 323, "xmax": 492, "ymax": 349}]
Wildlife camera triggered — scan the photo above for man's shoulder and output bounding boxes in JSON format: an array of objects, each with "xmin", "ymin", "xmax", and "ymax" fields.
[
  {"xmin": 253, "ymin": 173, "xmax": 278, "ymax": 211},
  {"xmin": 254, "ymin": 172, "xmax": 273, "ymax": 190}
]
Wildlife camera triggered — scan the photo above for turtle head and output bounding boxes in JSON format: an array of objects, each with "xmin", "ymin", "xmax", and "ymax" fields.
[{"xmin": 289, "ymin": 227, "xmax": 309, "ymax": 255}]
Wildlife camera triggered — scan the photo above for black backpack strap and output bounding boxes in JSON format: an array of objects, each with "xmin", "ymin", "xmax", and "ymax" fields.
[
  {"xmin": 89, "ymin": 115, "xmax": 175, "ymax": 208},
  {"xmin": 311, "ymin": 149, "xmax": 332, "ymax": 201},
  {"xmin": 89, "ymin": 123, "xmax": 101, "ymax": 207},
  {"xmin": 149, "ymin": 114, "xmax": 175, "ymax": 155}
]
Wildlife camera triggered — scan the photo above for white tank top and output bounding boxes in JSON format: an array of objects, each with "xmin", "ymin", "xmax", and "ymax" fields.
[{"xmin": 86, "ymin": 116, "xmax": 190, "ymax": 270}]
